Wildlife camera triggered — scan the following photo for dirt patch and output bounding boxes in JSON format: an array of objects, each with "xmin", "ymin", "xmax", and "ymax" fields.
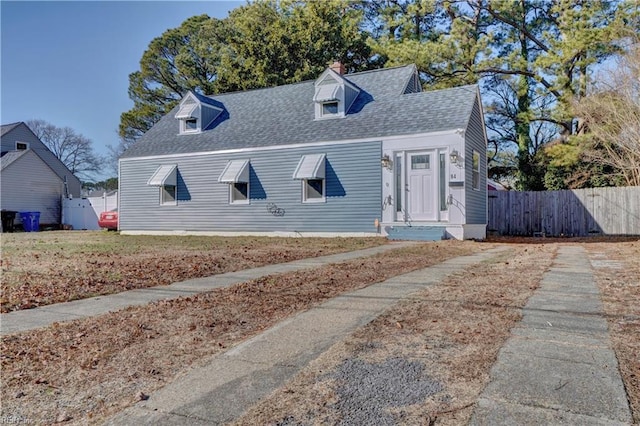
[
  {"xmin": 0, "ymin": 241, "xmax": 481, "ymax": 425},
  {"xmin": 0, "ymin": 232, "xmax": 385, "ymax": 312},
  {"xmin": 234, "ymin": 244, "xmax": 556, "ymax": 425},
  {"xmin": 586, "ymin": 240, "xmax": 640, "ymax": 423}
]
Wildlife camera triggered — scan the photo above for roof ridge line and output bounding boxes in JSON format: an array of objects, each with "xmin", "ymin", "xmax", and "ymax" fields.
[{"xmin": 200, "ymin": 65, "xmax": 416, "ymax": 99}]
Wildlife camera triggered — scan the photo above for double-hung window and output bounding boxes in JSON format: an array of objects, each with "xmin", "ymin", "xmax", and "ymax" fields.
[
  {"xmin": 218, "ymin": 160, "xmax": 250, "ymax": 204},
  {"xmin": 303, "ymin": 178, "xmax": 325, "ymax": 202},
  {"xmin": 472, "ymin": 150, "xmax": 480, "ymax": 190},
  {"xmin": 148, "ymin": 165, "xmax": 178, "ymax": 206},
  {"xmin": 293, "ymin": 154, "xmax": 326, "ymax": 203}
]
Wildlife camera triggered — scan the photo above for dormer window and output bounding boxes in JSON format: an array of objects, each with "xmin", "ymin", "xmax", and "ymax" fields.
[
  {"xmin": 16, "ymin": 142, "xmax": 29, "ymax": 150},
  {"xmin": 313, "ymin": 64, "xmax": 360, "ymax": 120},
  {"xmin": 175, "ymin": 91, "xmax": 224, "ymax": 135},
  {"xmin": 185, "ymin": 118, "xmax": 198, "ymax": 131},
  {"xmin": 322, "ymin": 102, "xmax": 339, "ymax": 116}
]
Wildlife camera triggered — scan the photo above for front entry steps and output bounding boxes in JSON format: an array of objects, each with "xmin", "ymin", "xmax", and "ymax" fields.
[{"xmin": 385, "ymin": 225, "xmax": 445, "ymax": 241}]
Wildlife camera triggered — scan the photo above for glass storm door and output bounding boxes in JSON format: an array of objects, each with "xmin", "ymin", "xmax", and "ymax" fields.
[{"xmin": 407, "ymin": 152, "xmax": 437, "ymax": 221}]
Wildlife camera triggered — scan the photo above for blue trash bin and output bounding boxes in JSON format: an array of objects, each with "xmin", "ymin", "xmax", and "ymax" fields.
[{"xmin": 19, "ymin": 211, "xmax": 40, "ymax": 232}]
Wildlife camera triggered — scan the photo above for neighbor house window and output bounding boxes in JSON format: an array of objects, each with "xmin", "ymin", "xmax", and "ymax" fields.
[
  {"xmin": 230, "ymin": 182, "xmax": 249, "ymax": 204},
  {"xmin": 472, "ymin": 150, "xmax": 480, "ymax": 190},
  {"xmin": 16, "ymin": 142, "xmax": 28, "ymax": 150},
  {"xmin": 161, "ymin": 185, "xmax": 177, "ymax": 205},
  {"xmin": 303, "ymin": 178, "xmax": 325, "ymax": 203}
]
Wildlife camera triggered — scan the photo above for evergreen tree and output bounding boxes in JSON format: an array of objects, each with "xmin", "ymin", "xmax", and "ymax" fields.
[
  {"xmin": 369, "ymin": 0, "xmax": 633, "ymax": 189},
  {"xmin": 118, "ymin": 1, "xmax": 375, "ymax": 148}
]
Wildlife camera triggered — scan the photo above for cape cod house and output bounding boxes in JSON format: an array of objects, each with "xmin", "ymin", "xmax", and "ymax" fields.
[
  {"xmin": 118, "ymin": 64, "xmax": 488, "ymax": 240},
  {"xmin": 1, "ymin": 122, "xmax": 82, "ymax": 228}
]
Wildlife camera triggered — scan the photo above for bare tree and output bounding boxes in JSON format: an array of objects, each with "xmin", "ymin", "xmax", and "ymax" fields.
[
  {"xmin": 27, "ymin": 119, "xmax": 104, "ymax": 181},
  {"xmin": 573, "ymin": 42, "xmax": 640, "ymax": 186}
]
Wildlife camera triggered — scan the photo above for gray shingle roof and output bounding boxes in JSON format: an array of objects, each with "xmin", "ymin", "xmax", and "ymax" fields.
[
  {"xmin": 1, "ymin": 122, "xmax": 21, "ymax": 137},
  {"xmin": 1, "ymin": 149, "xmax": 29, "ymax": 171},
  {"xmin": 121, "ymin": 65, "xmax": 479, "ymax": 159}
]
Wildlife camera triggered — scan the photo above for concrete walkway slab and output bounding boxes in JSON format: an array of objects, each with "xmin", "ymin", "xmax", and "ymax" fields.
[
  {"xmin": 0, "ymin": 242, "xmax": 416, "ymax": 335},
  {"xmin": 470, "ymin": 245, "xmax": 632, "ymax": 425},
  {"xmin": 474, "ymin": 398, "xmax": 630, "ymax": 426},
  {"xmin": 104, "ymin": 247, "xmax": 510, "ymax": 425}
]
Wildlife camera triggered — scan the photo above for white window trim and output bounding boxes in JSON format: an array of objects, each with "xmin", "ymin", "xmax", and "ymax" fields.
[
  {"xmin": 302, "ymin": 178, "xmax": 326, "ymax": 204},
  {"xmin": 320, "ymin": 101, "xmax": 340, "ymax": 118},
  {"xmin": 160, "ymin": 185, "xmax": 177, "ymax": 206},
  {"xmin": 179, "ymin": 118, "xmax": 200, "ymax": 134},
  {"xmin": 229, "ymin": 182, "xmax": 250, "ymax": 205},
  {"xmin": 15, "ymin": 141, "xmax": 29, "ymax": 150},
  {"xmin": 315, "ymin": 101, "xmax": 345, "ymax": 120}
]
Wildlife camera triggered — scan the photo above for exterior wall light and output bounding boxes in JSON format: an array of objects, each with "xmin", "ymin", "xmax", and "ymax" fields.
[
  {"xmin": 450, "ymin": 149, "xmax": 462, "ymax": 168},
  {"xmin": 450, "ymin": 150, "xmax": 459, "ymax": 164},
  {"xmin": 381, "ymin": 154, "xmax": 393, "ymax": 170}
]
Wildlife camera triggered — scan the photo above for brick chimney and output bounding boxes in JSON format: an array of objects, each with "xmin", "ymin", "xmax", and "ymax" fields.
[{"xmin": 329, "ymin": 61, "xmax": 345, "ymax": 75}]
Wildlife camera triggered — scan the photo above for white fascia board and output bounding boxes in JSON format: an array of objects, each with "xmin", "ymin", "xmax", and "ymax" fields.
[
  {"xmin": 474, "ymin": 88, "xmax": 490, "ymax": 147},
  {"xmin": 119, "ymin": 129, "xmax": 463, "ymax": 163}
]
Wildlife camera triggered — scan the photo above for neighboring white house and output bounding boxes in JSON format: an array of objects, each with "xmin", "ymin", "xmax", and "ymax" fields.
[
  {"xmin": 1, "ymin": 122, "xmax": 82, "ymax": 227},
  {"xmin": 118, "ymin": 64, "xmax": 488, "ymax": 240}
]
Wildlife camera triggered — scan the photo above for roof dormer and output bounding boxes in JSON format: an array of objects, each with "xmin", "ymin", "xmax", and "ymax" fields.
[
  {"xmin": 175, "ymin": 91, "xmax": 224, "ymax": 135},
  {"xmin": 313, "ymin": 62, "xmax": 360, "ymax": 120}
]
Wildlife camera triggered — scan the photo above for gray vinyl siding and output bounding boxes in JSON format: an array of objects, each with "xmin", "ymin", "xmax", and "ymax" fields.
[
  {"xmin": 345, "ymin": 85, "xmax": 359, "ymax": 113},
  {"xmin": 403, "ymin": 72, "xmax": 421, "ymax": 94},
  {"xmin": 1, "ymin": 123, "xmax": 81, "ymax": 197},
  {"xmin": 0, "ymin": 150, "xmax": 63, "ymax": 224},
  {"xmin": 464, "ymin": 96, "xmax": 487, "ymax": 225},
  {"xmin": 119, "ymin": 141, "xmax": 382, "ymax": 233},
  {"xmin": 201, "ymin": 106, "xmax": 220, "ymax": 130}
]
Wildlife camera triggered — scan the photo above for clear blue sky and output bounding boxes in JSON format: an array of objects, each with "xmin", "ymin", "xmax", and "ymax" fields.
[{"xmin": 1, "ymin": 1, "xmax": 243, "ymax": 180}]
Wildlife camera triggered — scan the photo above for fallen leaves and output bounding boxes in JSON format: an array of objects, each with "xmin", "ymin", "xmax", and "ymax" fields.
[
  {"xmin": 587, "ymin": 241, "xmax": 640, "ymax": 423},
  {"xmin": 0, "ymin": 233, "xmax": 385, "ymax": 312},
  {"xmin": 233, "ymin": 244, "xmax": 557, "ymax": 426},
  {"xmin": 1, "ymin": 240, "xmax": 478, "ymax": 424}
]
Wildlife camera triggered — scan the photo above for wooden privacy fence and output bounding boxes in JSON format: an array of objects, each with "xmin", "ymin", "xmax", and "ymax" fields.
[{"xmin": 488, "ymin": 186, "xmax": 640, "ymax": 237}]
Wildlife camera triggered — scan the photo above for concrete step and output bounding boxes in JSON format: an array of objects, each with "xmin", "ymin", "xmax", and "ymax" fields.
[{"xmin": 385, "ymin": 225, "xmax": 445, "ymax": 241}]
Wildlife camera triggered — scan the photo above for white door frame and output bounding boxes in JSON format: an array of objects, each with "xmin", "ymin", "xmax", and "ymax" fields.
[{"xmin": 405, "ymin": 150, "xmax": 437, "ymax": 221}]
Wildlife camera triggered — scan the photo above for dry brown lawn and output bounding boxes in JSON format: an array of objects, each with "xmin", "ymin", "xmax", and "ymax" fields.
[
  {"xmin": 0, "ymin": 239, "xmax": 480, "ymax": 425},
  {"xmin": 585, "ymin": 240, "xmax": 640, "ymax": 424},
  {"xmin": 1, "ymin": 234, "xmax": 638, "ymax": 425},
  {"xmin": 234, "ymin": 243, "xmax": 556, "ymax": 425},
  {"xmin": 0, "ymin": 231, "xmax": 385, "ymax": 312}
]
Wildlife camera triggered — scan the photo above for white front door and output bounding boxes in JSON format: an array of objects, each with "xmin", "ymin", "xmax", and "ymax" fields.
[{"xmin": 407, "ymin": 151, "xmax": 437, "ymax": 221}]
